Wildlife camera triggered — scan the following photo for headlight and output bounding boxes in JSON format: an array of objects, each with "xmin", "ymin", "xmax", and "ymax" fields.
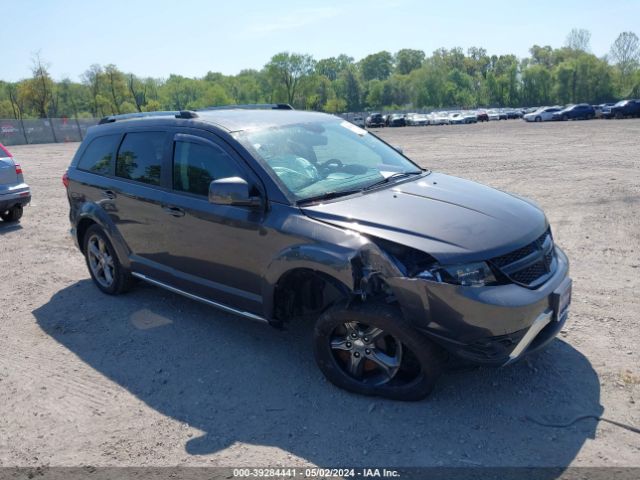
[{"xmin": 417, "ymin": 262, "xmax": 497, "ymax": 287}]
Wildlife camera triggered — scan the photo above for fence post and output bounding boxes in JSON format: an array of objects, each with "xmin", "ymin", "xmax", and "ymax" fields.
[
  {"xmin": 19, "ymin": 118, "xmax": 28, "ymax": 144},
  {"xmin": 75, "ymin": 116, "xmax": 84, "ymax": 141},
  {"xmin": 47, "ymin": 117, "xmax": 58, "ymax": 143}
]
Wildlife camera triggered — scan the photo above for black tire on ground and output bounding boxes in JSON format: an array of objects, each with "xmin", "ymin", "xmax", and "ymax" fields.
[
  {"xmin": 535, "ymin": 116, "xmax": 542, "ymax": 122},
  {"xmin": 313, "ymin": 302, "xmax": 445, "ymax": 401},
  {"xmin": 83, "ymin": 224, "xmax": 134, "ymax": 295},
  {"xmin": 1, "ymin": 205, "xmax": 23, "ymax": 222},
  {"xmin": 562, "ymin": 114, "xmax": 569, "ymax": 121}
]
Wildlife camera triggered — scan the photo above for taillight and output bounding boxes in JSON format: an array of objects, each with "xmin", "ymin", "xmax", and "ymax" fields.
[
  {"xmin": 62, "ymin": 172, "xmax": 69, "ymax": 188},
  {"xmin": 15, "ymin": 163, "xmax": 22, "ymax": 175}
]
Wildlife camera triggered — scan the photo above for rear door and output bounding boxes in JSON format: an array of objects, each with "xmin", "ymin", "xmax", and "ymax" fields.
[
  {"xmin": 109, "ymin": 129, "xmax": 173, "ymax": 279},
  {"xmin": 159, "ymin": 129, "xmax": 267, "ymax": 314}
]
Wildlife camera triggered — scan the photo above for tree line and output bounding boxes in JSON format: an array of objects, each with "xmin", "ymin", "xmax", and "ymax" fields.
[{"xmin": 1, "ymin": 29, "xmax": 639, "ymax": 120}]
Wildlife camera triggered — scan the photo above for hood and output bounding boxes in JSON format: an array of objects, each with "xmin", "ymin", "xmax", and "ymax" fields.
[{"xmin": 301, "ymin": 172, "xmax": 548, "ymax": 264}]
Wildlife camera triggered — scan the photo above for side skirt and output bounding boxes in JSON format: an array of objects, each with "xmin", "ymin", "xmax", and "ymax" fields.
[{"xmin": 131, "ymin": 272, "xmax": 269, "ymax": 324}]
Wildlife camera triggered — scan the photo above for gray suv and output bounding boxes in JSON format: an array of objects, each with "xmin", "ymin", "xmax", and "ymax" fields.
[
  {"xmin": 0, "ymin": 143, "xmax": 30, "ymax": 222},
  {"xmin": 64, "ymin": 107, "xmax": 572, "ymax": 400}
]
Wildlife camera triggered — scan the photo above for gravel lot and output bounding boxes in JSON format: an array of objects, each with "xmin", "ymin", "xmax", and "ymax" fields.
[{"xmin": 1, "ymin": 119, "xmax": 639, "ymax": 469}]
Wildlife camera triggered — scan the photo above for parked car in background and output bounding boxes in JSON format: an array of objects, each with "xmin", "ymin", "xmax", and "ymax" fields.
[
  {"xmin": 0, "ymin": 143, "xmax": 31, "ymax": 222},
  {"xmin": 428, "ymin": 112, "xmax": 449, "ymax": 125},
  {"xmin": 505, "ymin": 109, "xmax": 521, "ymax": 119},
  {"xmin": 523, "ymin": 106, "xmax": 562, "ymax": 122},
  {"xmin": 64, "ymin": 107, "xmax": 572, "ymax": 400},
  {"xmin": 387, "ymin": 113, "xmax": 406, "ymax": 127},
  {"xmin": 594, "ymin": 103, "xmax": 614, "ymax": 118},
  {"xmin": 552, "ymin": 104, "xmax": 595, "ymax": 121},
  {"xmin": 365, "ymin": 113, "xmax": 385, "ymax": 128},
  {"xmin": 487, "ymin": 109, "xmax": 501, "ymax": 121},
  {"xmin": 351, "ymin": 116, "xmax": 365, "ymax": 128},
  {"xmin": 476, "ymin": 110, "xmax": 489, "ymax": 122},
  {"xmin": 448, "ymin": 112, "xmax": 465, "ymax": 125},
  {"xmin": 406, "ymin": 113, "xmax": 429, "ymax": 126},
  {"xmin": 602, "ymin": 99, "xmax": 640, "ymax": 119},
  {"xmin": 462, "ymin": 111, "xmax": 478, "ymax": 124}
]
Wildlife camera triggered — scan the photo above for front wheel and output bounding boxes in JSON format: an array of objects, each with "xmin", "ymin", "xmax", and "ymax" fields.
[{"xmin": 313, "ymin": 303, "xmax": 445, "ymax": 400}]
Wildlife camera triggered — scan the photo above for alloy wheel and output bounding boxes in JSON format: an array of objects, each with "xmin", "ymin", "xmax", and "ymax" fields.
[
  {"xmin": 330, "ymin": 321, "xmax": 409, "ymax": 386},
  {"xmin": 87, "ymin": 234, "xmax": 115, "ymax": 288}
]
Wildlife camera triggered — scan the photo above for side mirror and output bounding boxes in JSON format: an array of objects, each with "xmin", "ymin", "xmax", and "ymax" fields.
[
  {"xmin": 393, "ymin": 145, "xmax": 404, "ymax": 154},
  {"xmin": 209, "ymin": 177, "xmax": 262, "ymax": 208}
]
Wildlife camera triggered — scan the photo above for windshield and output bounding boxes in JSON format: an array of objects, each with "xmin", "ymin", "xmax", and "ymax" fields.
[{"xmin": 235, "ymin": 119, "xmax": 422, "ymax": 202}]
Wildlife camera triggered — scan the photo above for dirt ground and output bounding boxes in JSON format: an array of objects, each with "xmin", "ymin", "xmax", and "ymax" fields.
[{"xmin": 0, "ymin": 119, "xmax": 639, "ymax": 469}]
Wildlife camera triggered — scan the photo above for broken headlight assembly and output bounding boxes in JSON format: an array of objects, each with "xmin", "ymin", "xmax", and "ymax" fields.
[
  {"xmin": 368, "ymin": 237, "xmax": 501, "ymax": 287},
  {"xmin": 416, "ymin": 261, "xmax": 498, "ymax": 287}
]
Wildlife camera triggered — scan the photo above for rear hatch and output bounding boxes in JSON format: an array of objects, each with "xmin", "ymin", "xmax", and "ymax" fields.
[{"xmin": 0, "ymin": 156, "xmax": 19, "ymax": 188}]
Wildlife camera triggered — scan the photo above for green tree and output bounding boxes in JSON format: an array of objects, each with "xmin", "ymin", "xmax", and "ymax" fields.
[
  {"xmin": 265, "ymin": 52, "xmax": 316, "ymax": 106},
  {"xmin": 609, "ymin": 31, "xmax": 640, "ymax": 93},
  {"xmin": 316, "ymin": 54, "xmax": 353, "ymax": 81},
  {"xmin": 103, "ymin": 64, "xmax": 129, "ymax": 114},
  {"xmin": 395, "ymin": 49, "xmax": 425, "ymax": 75},
  {"xmin": 360, "ymin": 51, "xmax": 393, "ymax": 81}
]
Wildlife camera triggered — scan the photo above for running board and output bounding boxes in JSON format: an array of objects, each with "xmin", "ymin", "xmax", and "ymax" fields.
[{"xmin": 131, "ymin": 272, "xmax": 269, "ymax": 324}]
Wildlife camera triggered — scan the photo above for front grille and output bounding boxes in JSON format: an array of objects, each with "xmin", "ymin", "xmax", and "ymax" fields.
[{"xmin": 490, "ymin": 229, "xmax": 556, "ymax": 287}]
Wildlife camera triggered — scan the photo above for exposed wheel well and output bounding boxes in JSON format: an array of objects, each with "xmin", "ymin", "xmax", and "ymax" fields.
[
  {"xmin": 76, "ymin": 218, "xmax": 97, "ymax": 253},
  {"xmin": 273, "ymin": 269, "xmax": 351, "ymax": 323}
]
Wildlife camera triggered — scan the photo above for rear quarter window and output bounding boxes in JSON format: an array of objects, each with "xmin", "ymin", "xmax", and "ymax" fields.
[
  {"xmin": 116, "ymin": 131, "xmax": 165, "ymax": 186},
  {"xmin": 77, "ymin": 135, "xmax": 120, "ymax": 175}
]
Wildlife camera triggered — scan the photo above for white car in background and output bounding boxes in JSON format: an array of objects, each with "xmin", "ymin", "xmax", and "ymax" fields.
[
  {"xmin": 487, "ymin": 109, "xmax": 500, "ymax": 121},
  {"xmin": 523, "ymin": 106, "xmax": 562, "ymax": 122},
  {"xmin": 406, "ymin": 113, "xmax": 429, "ymax": 126},
  {"xmin": 448, "ymin": 112, "xmax": 465, "ymax": 124},
  {"xmin": 429, "ymin": 112, "xmax": 449, "ymax": 125},
  {"xmin": 462, "ymin": 111, "xmax": 478, "ymax": 123}
]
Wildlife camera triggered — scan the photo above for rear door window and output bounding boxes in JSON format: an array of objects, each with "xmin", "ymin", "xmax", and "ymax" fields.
[
  {"xmin": 116, "ymin": 131, "xmax": 165, "ymax": 185},
  {"xmin": 77, "ymin": 134, "xmax": 119, "ymax": 175},
  {"xmin": 173, "ymin": 138, "xmax": 243, "ymax": 196}
]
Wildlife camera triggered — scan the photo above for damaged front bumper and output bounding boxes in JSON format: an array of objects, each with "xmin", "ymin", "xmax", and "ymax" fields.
[{"xmin": 386, "ymin": 246, "xmax": 571, "ymax": 366}]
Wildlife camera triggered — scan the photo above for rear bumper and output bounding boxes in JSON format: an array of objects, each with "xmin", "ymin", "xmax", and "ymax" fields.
[
  {"xmin": 0, "ymin": 184, "xmax": 31, "ymax": 211},
  {"xmin": 387, "ymin": 246, "xmax": 571, "ymax": 366}
]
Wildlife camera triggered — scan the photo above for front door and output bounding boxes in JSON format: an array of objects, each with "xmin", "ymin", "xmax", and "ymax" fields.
[{"xmin": 160, "ymin": 130, "xmax": 267, "ymax": 315}]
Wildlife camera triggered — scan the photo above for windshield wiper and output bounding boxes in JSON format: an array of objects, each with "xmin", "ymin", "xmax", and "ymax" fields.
[
  {"xmin": 297, "ymin": 189, "xmax": 362, "ymax": 205},
  {"xmin": 363, "ymin": 171, "xmax": 423, "ymax": 191}
]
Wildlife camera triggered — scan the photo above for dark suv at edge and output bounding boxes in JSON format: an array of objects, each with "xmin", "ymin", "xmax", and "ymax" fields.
[{"xmin": 64, "ymin": 107, "xmax": 572, "ymax": 400}]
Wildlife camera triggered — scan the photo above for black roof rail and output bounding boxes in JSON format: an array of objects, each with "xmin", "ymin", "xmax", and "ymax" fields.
[
  {"xmin": 199, "ymin": 103, "xmax": 294, "ymax": 111},
  {"xmin": 97, "ymin": 110, "xmax": 198, "ymax": 125}
]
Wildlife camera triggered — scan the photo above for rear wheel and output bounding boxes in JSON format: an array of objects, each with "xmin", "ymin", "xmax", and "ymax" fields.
[
  {"xmin": 314, "ymin": 302, "xmax": 445, "ymax": 400},
  {"xmin": 1, "ymin": 205, "xmax": 23, "ymax": 222},
  {"xmin": 83, "ymin": 225, "xmax": 133, "ymax": 295}
]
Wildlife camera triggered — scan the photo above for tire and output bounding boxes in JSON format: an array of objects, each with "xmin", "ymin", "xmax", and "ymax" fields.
[
  {"xmin": 535, "ymin": 116, "xmax": 542, "ymax": 122},
  {"xmin": 562, "ymin": 114, "xmax": 568, "ymax": 121},
  {"xmin": 313, "ymin": 302, "xmax": 445, "ymax": 401},
  {"xmin": 83, "ymin": 224, "xmax": 133, "ymax": 295},
  {"xmin": 1, "ymin": 205, "xmax": 23, "ymax": 222}
]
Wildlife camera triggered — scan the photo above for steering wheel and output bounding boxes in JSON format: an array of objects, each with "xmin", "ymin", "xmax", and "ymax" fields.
[{"xmin": 319, "ymin": 158, "xmax": 343, "ymax": 175}]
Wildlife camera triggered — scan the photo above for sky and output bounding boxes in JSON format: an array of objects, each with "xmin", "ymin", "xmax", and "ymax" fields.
[{"xmin": 1, "ymin": 0, "xmax": 638, "ymax": 82}]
